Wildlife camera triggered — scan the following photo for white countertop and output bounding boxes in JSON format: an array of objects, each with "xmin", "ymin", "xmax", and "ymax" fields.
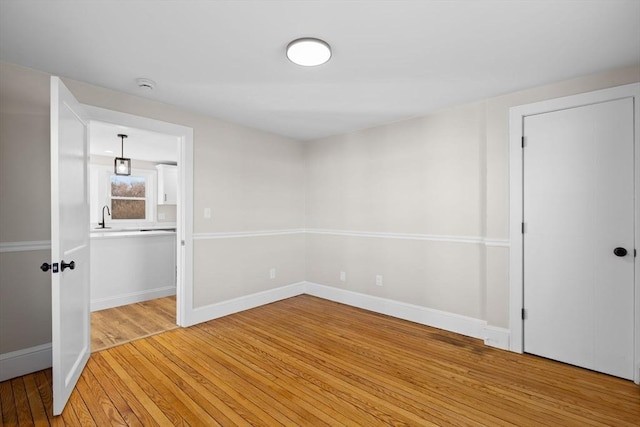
[{"xmin": 90, "ymin": 228, "xmax": 176, "ymax": 239}]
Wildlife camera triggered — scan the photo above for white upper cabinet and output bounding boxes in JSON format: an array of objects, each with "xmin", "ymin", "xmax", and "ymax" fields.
[{"xmin": 156, "ymin": 164, "xmax": 177, "ymax": 205}]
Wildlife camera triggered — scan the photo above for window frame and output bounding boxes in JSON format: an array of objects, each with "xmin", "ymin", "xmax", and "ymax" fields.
[
  {"xmin": 90, "ymin": 164, "xmax": 157, "ymax": 228},
  {"xmin": 110, "ymin": 175, "xmax": 147, "ymax": 220}
]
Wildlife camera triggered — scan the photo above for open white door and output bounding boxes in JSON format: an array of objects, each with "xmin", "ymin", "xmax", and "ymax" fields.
[{"xmin": 50, "ymin": 77, "xmax": 91, "ymax": 415}]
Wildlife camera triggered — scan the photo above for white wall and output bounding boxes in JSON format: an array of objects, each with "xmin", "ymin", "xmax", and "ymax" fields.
[
  {"xmin": 305, "ymin": 64, "xmax": 640, "ymax": 329},
  {"xmin": 90, "ymin": 233, "xmax": 176, "ymax": 311},
  {"xmin": 1, "ymin": 60, "xmax": 638, "ymax": 379},
  {"xmin": 305, "ymin": 103, "xmax": 487, "ymax": 319},
  {"xmin": 0, "ymin": 62, "xmax": 306, "ymax": 363},
  {"xmin": 0, "ymin": 64, "xmax": 52, "ymax": 361},
  {"xmin": 64, "ymin": 77, "xmax": 307, "ymax": 310}
]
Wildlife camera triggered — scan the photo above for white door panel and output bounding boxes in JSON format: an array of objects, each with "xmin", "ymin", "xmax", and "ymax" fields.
[
  {"xmin": 51, "ymin": 76, "xmax": 91, "ymax": 415},
  {"xmin": 523, "ymin": 98, "xmax": 635, "ymax": 380}
]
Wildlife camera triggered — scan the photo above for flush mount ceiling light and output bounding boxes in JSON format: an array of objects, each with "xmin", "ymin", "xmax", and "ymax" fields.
[
  {"xmin": 114, "ymin": 134, "xmax": 131, "ymax": 176},
  {"xmin": 286, "ymin": 38, "xmax": 331, "ymax": 67}
]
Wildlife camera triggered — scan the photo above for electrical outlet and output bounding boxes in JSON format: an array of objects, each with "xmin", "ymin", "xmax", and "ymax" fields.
[
  {"xmin": 269, "ymin": 268, "xmax": 276, "ymax": 279},
  {"xmin": 158, "ymin": 212, "xmax": 166, "ymax": 220},
  {"xmin": 204, "ymin": 208, "xmax": 211, "ymax": 219},
  {"xmin": 375, "ymin": 275, "xmax": 383, "ymax": 286},
  {"xmin": 340, "ymin": 271, "xmax": 346, "ymax": 282}
]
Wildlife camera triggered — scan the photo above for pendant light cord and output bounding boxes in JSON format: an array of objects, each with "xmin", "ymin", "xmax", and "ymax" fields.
[{"xmin": 118, "ymin": 134, "xmax": 127, "ymax": 157}]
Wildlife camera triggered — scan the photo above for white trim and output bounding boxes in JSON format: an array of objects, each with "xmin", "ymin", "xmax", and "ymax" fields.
[
  {"xmin": 178, "ymin": 129, "xmax": 194, "ymax": 328},
  {"xmin": 0, "ymin": 343, "xmax": 52, "ymax": 382},
  {"xmin": 308, "ymin": 228, "xmax": 490, "ymax": 245},
  {"xmin": 194, "ymin": 229, "xmax": 306, "ymax": 240},
  {"xmin": 305, "ymin": 282, "xmax": 487, "ymax": 339},
  {"xmin": 182, "ymin": 282, "xmax": 306, "ymax": 327},
  {"xmin": 82, "ymin": 105, "xmax": 194, "ymax": 329},
  {"xmin": 307, "ymin": 228, "xmax": 510, "ymax": 247},
  {"xmin": 509, "ymin": 83, "xmax": 640, "ymax": 384},
  {"xmin": 183, "ymin": 280, "xmax": 498, "ymax": 341},
  {"xmin": 191, "ymin": 228, "xmax": 510, "ymax": 247},
  {"xmin": 90, "ymin": 230, "xmax": 177, "ymax": 239},
  {"xmin": 483, "ymin": 326, "xmax": 510, "ymax": 351},
  {"xmin": 90, "ymin": 286, "xmax": 177, "ymax": 312},
  {"xmin": 0, "ymin": 241, "xmax": 52, "ymax": 253},
  {"xmin": 5, "ymin": 282, "xmax": 510, "ymax": 379},
  {"xmin": 484, "ymin": 239, "xmax": 510, "ymax": 248}
]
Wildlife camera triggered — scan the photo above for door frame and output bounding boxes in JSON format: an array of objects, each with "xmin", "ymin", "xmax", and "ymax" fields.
[
  {"xmin": 83, "ymin": 105, "xmax": 194, "ymax": 327},
  {"xmin": 508, "ymin": 83, "xmax": 640, "ymax": 383}
]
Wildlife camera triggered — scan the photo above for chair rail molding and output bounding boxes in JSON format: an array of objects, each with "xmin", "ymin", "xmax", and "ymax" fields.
[{"xmin": 0, "ymin": 240, "xmax": 52, "ymax": 253}]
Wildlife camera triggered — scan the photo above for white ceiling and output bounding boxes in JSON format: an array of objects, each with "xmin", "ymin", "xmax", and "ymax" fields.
[
  {"xmin": 90, "ymin": 121, "xmax": 178, "ymax": 164},
  {"xmin": 1, "ymin": 1, "xmax": 639, "ymax": 141}
]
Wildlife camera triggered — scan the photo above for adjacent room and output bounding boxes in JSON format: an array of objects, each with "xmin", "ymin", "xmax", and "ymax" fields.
[
  {"xmin": 88, "ymin": 122, "xmax": 180, "ymax": 351},
  {"xmin": 1, "ymin": 1, "xmax": 639, "ymax": 425}
]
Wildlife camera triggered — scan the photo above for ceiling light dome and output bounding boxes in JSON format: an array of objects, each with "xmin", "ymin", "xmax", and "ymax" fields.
[{"xmin": 286, "ymin": 38, "xmax": 331, "ymax": 67}]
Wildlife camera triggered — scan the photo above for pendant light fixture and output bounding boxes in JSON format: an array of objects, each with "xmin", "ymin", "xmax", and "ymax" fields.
[{"xmin": 114, "ymin": 134, "xmax": 131, "ymax": 176}]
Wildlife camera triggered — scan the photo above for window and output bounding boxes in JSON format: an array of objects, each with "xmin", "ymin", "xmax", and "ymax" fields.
[
  {"xmin": 89, "ymin": 164, "xmax": 156, "ymax": 226},
  {"xmin": 110, "ymin": 175, "xmax": 146, "ymax": 219}
]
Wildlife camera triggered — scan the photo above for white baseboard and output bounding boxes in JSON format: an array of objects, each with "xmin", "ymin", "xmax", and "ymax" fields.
[
  {"xmin": 183, "ymin": 282, "xmax": 307, "ymax": 327},
  {"xmin": 304, "ymin": 282, "xmax": 487, "ymax": 340},
  {"xmin": 91, "ymin": 286, "xmax": 177, "ymax": 312},
  {"xmin": 3, "ymin": 281, "xmax": 511, "ymax": 381},
  {"xmin": 0, "ymin": 343, "xmax": 52, "ymax": 382},
  {"xmin": 483, "ymin": 325, "xmax": 510, "ymax": 350}
]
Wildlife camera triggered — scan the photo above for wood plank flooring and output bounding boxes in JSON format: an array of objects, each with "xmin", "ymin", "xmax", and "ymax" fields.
[
  {"xmin": 2, "ymin": 295, "xmax": 639, "ymax": 426},
  {"xmin": 91, "ymin": 296, "xmax": 177, "ymax": 352}
]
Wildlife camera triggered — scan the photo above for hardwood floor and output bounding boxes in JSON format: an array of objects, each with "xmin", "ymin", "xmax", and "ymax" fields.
[
  {"xmin": 91, "ymin": 296, "xmax": 177, "ymax": 353},
  {"xmin": 2, "ymin": 295, "xmax": 639, "ymax": 426}
]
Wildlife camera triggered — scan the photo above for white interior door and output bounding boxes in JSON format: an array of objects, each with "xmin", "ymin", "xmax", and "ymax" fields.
[
  {"xmin": 523, "ymin": 97, "xmax": 635, "ymax": 380},
  {"xmin": 50, "ymin": 76, "xmax": 91, "ymax": 415}
]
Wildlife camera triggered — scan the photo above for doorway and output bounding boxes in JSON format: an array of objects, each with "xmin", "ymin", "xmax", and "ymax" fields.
[
  {"xmin": 88, "ymin": 121, "xmax": 181, "ymax": 351},
  {"xmin": 82, "ymin": 104, "xmax": 194, "ymax": 328},
  {"xmin": 509, "ymin": 83, "xmax": 640, "ymax": 383}
]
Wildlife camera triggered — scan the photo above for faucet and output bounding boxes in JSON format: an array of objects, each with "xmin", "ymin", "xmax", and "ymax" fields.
[{"xmin": 98, "ymin": 205, "xmax": 111, "ymax": 229}]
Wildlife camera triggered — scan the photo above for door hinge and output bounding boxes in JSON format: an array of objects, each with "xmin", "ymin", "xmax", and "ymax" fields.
[
  {"xmin": 521, "ymin": 136, "xmax": 526, "ymax": 148},
  {"xmin": 635, "ymin": 249, "xmax": 637, "ymax": 257},
  {"xmin": 521, "ymin": 308, "xmax": 527, "ymax": 320},
  {"xmin": 521, "ymin": 222, "xmax": 525, "ymax": 234},
  {"xmin": 181, "ymin": 240, "xmax": 185, "ymax": 246}
]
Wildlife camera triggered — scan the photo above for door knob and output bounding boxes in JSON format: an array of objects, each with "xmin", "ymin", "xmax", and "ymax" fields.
[
  {"xmin": 61, "ymin": 260, "xmax": 75, "ymax": 271},
  {"xmin": 40, "ymin": 262, "xmax": 51, "ymax": 272},
  {"xmin": 613, "ymin": 247, "xmax": 628, "ymax": 257}
]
